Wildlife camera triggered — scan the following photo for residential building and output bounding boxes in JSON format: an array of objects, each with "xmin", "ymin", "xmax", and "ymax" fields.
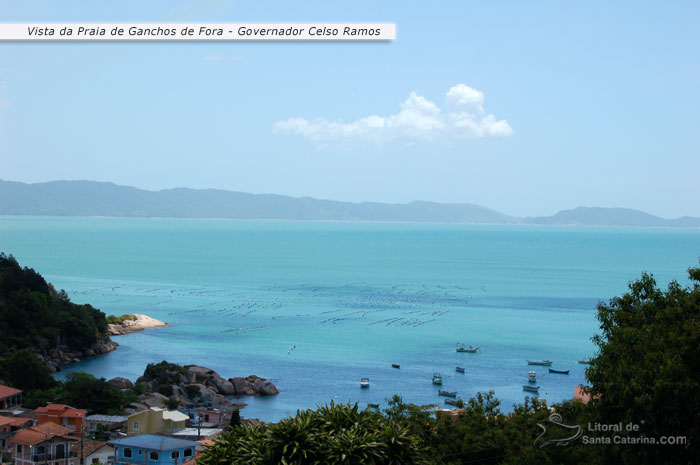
[
  {"xmin": 126, "ymin": 408, "xmax": 188, "ymax": 436},
  {"xmin": 109, "ymin": 435, "xmax": 198, "ymax": 465},
  {"xmin": 9, "ymin": 423, "xmax": 75, "ymax": 465},
  {"xmin": 193, "ymin": 407, "xmax": 232, "ymax": 429},
  {"xmin": 0, "ymin": 385, "xmax": 22, "ymax": 410},
  {"xmin": 171, "ymin": 428, "xmax": 222, "ymax": 441},
  {"xmin": 70, "ymin": 440, "xmax": 114, "ymax": 465},
  {"xmin": 35, "ymin": 405, "xmax": 86, "ymax": 435},
  {"xmin": 85, "ymin": 415, "xmax": 127, "ymax": 436},
  {"xmin": 0, "ymin": 417, "xmax": 33, "ymax": 453}
]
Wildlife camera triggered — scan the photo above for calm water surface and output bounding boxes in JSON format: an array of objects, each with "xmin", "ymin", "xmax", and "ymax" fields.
[{"xmin": 1, "ymin": 216, "xmax": 699, "ymax": 420}]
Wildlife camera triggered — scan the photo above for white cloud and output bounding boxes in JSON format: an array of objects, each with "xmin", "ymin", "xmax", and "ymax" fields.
[{"xmin": 273, "ymin": 84, "xmax": 513, "ymax": 143}]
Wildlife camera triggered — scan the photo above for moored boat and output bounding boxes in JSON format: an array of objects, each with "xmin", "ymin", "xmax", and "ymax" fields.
[
  {"xmin": 578, "ymin": 358, "xmax": 592, "ymax": 364},
  {"xmin": 456, "ymin": 343, "xmax": 479, "ymax": 353},
  {"xmin": 523, "ymin": 385, "xmax": 540, "ymax": 392},
  {"xmin": 528, "ymin": 371, "xmax": 537, "ymax": 383},
  {"xmin": 438, "ymin": 390, "xmax": 457, "ymax": 398},
  {"xmin": 444, "ymin": 398, "xmax": 462, "ymax": 406},
  {"xmin": 455, "ymin": 366, "xmax": 465, "ymax": 373},
  {"xmin": 527, "ymin": 360, "xmax": 553, "ymax": 366},
  {"xmin": 548, "ymin": 368, "xmax": 569, "ymax": 374},
  {"xmin": 432, "ymin": 373, "xmax": 443, "ymax": 385},
  {"xmin": 391, "ymin": 363, "xmax": 400, "ymax": 369},
  {"xmin": 360, "ymin": 378, "xmax": 370, "ymax": 388}
]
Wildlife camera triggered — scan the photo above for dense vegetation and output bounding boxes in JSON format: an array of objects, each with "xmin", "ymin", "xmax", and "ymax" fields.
[
  {"xmin": 0, "ymin": 253, "xmax": 109, "ymax": 354},
  {"xmin": 0, "ymin": 254, "xmax": 134, "ymax": 413},
  {"xmin": 105, "ymin": 313, "xmax": 136, "ymax": 325}
]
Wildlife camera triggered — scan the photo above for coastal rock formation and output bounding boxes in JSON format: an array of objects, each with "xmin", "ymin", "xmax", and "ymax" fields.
[
  {"xmin": 108, "ymin": 376, "xmax": 134, "ymax": 390},
  {"xmin": 42, "ymin": 341, "xmax": 119, "ymax": 372},
  {"xmin": 108, "ymin": 314, "xmax": 168, "ymax": 335},
  {"xmin": 230, "ymin": 375, "xmax": 279, "ymax": 396},
  {"xmin": 134, "ymin": 361, "xmax": 278, "ymax": 409}
]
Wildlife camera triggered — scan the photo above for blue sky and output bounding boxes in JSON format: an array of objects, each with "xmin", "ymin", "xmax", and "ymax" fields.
[{"xmin": 0, "ymin": 0, "xmax": 698, "ymax": 217}]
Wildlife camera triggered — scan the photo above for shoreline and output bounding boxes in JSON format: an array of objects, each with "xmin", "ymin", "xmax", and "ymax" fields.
[{"xmin": 108, "ymin": 313, "xmax": 169, "ymax": 335}]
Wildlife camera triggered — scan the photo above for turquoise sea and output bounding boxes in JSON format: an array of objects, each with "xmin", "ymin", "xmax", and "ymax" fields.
[{"xmin": 1, "ymin": 216, "xmax": 699, "ymax": 421}]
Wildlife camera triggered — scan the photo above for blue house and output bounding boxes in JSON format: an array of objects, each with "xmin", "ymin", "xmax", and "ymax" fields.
[{"xmin": 109, "ymin": 435, "xmax": 198, "ymax": 465}]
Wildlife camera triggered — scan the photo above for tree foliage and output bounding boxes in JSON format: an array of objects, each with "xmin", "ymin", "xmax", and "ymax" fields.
[
  {"xmin": 200, "ymin": 402, "xmax": 427, "ymax": 465},
  {"xmin": 587, "ymin": 267, "xmax": 700, "ymax": 464},
  {"xmin": 0, "ymin": 253, "xmax": 110, "ymax": 354},
  {"xmin": 61, "ymin": 372, "xmax": 137, "ymax": 415}
]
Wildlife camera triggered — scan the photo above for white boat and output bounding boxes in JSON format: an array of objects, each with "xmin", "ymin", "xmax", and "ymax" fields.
[
  {"xmin": 360, "ymin": 378, "xmax": 370, "ymax": 388},
  {"xmin": 528, "ymin": 371, "xmax": 537, "ymax": 383},
  {"xmin": 432, "ymin": 373, "xmax": 443, "ymax": 385}
]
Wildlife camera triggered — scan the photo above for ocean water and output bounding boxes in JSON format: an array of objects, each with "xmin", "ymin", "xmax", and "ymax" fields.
[{"xmin": 1, "ymin": 216, "xmax": 699, "ymax": 421}]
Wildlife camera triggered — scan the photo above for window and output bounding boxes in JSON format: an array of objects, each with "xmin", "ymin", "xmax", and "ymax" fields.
[
  {"xmin": 183, "ymin": 449, "xmax": 192, "ymax": 458},
  {"xmin": 204, "ymin": 414, "xmax": 209, "ymax": 422},
  {"xmin": 149, "ymin": 452, "xmax": 158, "ymax": 461},
  {"xmin": 171, "ymin": 451, "xmax": 179, "ymax": 459},
  {"xmin": 124, "ymin": 448, "xmax": 132, "ymax": 458},
  {"xmin": 138, "ymin": 449, "xmax": 143, "ymax": 455},
  {"xmin": 37, "ymin": 446, "xmax": 46, "ymax": 454},
  {"xmin": 133, "ymin": 421, "xmax": 139, "ymax": 431},
  {"xmin": 16, "ymin": 445, "xmax": 23, "ymax": 454}
]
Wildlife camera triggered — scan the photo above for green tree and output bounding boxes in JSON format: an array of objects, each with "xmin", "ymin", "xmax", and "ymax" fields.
[
  {"xmin": 61, "ymin": 371, "xmax": 132, "ymax": 414},
  {"xmin": 587, "ymin": 267, "xmax": 700, "ymax": 465},
  {"xmin": 0, "ymin": 348, "xmax": 57, "ymax": 391}
]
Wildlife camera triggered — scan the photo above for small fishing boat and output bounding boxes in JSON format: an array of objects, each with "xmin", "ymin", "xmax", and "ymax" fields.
[
  {"xmin": 391, "ymin": 363, "xmax": 400, "ymax": 369},
  {"xmin": 523, "ymin": 385, "xmax": 540, "ymax": 393},
  {"xmin": 438, "ymin": 390, "xmax": 457, "ymax": 398},
  {"xmin": 528, "ymin": 371, "xmax": 537, "ymax": 383},
  {"xmin": 444, "ymin": 398, "xmax": 461, "ymax": 406},
  {"xmin": 578, "ymin": 358, "xmax": 592, "ymax": 365},
  {"xmin": 527, "ymin": 360, "xmax": 553, "ymax": 366},
  {"xmin": 455, "ymin": 366, "xmax": 465, "ymax": 373},
  {"xmin": 548, "ymin": 368, "xmax": 570, "ymax": 375},
  {"xmin": 456, "ymin": 343, "xmax": 479, "ymax": 353},
  {"xmin": 360, "ymin": 378, "xmax": 370, "ymax": 388},
  {"xmin": 367, "ymin": 403, "xmax": 379, "ymax": 409},
  {"xmin": 432, "ymin": 373, "xmax": 443, "ymax": 385}
]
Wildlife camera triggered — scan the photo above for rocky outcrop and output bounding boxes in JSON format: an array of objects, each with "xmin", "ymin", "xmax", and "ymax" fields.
[
  {"xmin": 108, "ymin": 314, "xmax": 168, "ymax": 335},
  {"xmin": 42, "ymin": 341, "xmax": 119, "ymax": 372},
  {"xmin": 108, "ymin": 377, "xmax": 134, "ymax": 390},
  {"xmin": 134, "ymin": 362, "xmax": 278, "ymax": 409},
  {"xmin": 229, "ymin": 375, "xmax": 279, "ymax": 396}
]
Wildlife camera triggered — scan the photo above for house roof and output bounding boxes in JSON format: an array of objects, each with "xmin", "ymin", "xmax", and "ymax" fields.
[
  {"xmin": 35, "ymin": 404, "xmax": 86, "ymax": 419},
  {"xmin": 85, "ymin": 414, "xmax": 127, "ymax": 423},
  {"xmin": 110, "ymin": 434, "xmax": 198, "ymax": 451},
  {"xmin": 0, "ymin": 385, "xmax": 22, "ymax": 399},
  {"xmin": 72, "ymin": 440, "xmax": 111, "ymax": 457},
  {"xmin": 574, "ymin": 385, "xmax": 592, "ymax": 404},
  {"xmin": 162, "ymin": 410, "xmax": 189, "ymax": 422},
  {"xmin": 11, "ymin": 423, "xmax": 74, "ymax": 446},
  {"xmin": 127, "ymin": 407, "xmax": 188, "ymax": 422},
  {"xmin": 0, "ymin": 416, "xmax": 32, "ymax": 428}
]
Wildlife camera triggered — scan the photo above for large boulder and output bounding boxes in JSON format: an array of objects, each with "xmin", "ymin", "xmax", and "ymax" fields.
[
  {"xmin": 258, "ymin": 381, "xmax": 279, "ymax": 396},
  {"xmin": 230, "ymin": 377, "xmax": 256, "ymax": 396},
  {"xmin": 108, "ymin": 377, "xmax": 134, "ymax": 390}
]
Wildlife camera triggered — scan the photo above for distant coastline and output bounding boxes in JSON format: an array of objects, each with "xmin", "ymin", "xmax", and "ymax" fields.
[{"xmin": 1, "ymin": 179, "xmax": 699, "ymax": 228}]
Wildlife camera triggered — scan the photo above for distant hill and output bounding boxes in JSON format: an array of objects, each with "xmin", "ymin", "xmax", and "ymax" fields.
[
  {"xmin": 525, "ymin": 207, "xmax": 700, "ymax": 228},
  {"xmin": 1, "ymin": 179, "xmax": 698, "ymax": 227},
  {"xmin": 0, "ymin": 179, "xmax": 514, "ymax": 223}
]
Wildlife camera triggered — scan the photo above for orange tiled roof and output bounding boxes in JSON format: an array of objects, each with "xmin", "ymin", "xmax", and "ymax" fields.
[
  {"xmin": 0, "ymin": 385, "xmax": 22, "ymax": 398},
  {"xmin": 72, "ymin": 440, "xmax": 109, "ymax": 457},
  {"xmin": 11, "ymin": 423, "xmax": 74, "ymax": 446},
  {"xmin": 0, "ymin": 416, "xmax": 32, "ymax": 428},
  {"xmin": 35, "ymin": 404, "xmax": 86, "ymax": 418}
]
